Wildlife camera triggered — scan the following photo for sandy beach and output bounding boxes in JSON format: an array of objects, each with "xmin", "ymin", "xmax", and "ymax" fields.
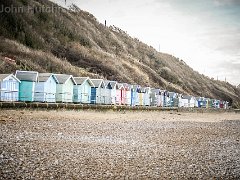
[{"xmin": 0, "ymin": 109, "xmax": 240, "ymax": 179}]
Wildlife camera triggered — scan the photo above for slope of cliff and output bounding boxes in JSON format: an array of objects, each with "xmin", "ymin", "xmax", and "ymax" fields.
[{"xmin": 0, "ymin": 0, "xmax": 239, "ymax": 106}]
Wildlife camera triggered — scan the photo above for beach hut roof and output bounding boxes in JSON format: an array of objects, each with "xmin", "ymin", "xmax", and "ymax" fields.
[
  {"xmin": 123, "ymin": 83, "xmax": 131, "ymax": 90},
  {"xmin": 38, "ymin": 73, "xmax": 58, "ymax": 83},
  {"xmin": 73, "ymin": 77, "xmax": 94, "ymax": 86},
  {"xmin": 151, "ymin": 88, "xmax": 161, "ymax": 94},
  {"xmin": 16, "ymin": 70, "xmax": 38, "ymax": 82},
  {"xmin": 90, "ymin": 79, "xmax": 105, "ymax": 88},
  {"xmin": 0, "ymin": 74, "xmax": 20, "ymax": 82},
  {"xmin": 169, "ymin": 92, "xmax": 177, "ymax": 97},
  {"xmin": 181, "ymin": 95, "xmax": 194, "ymax": 100},
  {"xmin": 116, "ymin": 83, "xmax": 124, "ymax": 89},
  {"xmin": 54, "ymin": 74, "xmax": 76, "ymax": 84}
]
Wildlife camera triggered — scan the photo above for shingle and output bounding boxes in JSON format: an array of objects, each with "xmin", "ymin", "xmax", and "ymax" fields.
[{"xmin": 16, "ymin": 71, "xmax": 38, "ymax": 82}]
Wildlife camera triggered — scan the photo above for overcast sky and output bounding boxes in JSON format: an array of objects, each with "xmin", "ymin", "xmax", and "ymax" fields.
[{"xmin": 52, "ymin": 0, "xmax": 240, "ymax": 85}]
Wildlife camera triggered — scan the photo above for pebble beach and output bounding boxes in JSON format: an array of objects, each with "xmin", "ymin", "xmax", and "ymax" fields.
[{"xmin": 1, "ymin": 109, "xmax": 240, "ymax": 179}]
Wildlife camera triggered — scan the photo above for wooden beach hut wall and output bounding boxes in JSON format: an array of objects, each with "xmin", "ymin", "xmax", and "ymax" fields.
[
  {"xmin": 116, "ymin": 83, "xmax": 124, "ymax": 105},
  {"xmin": 178, "ymin": 94, "xmax": 185, "ymax": 107},
  {"xmin": 0, "ymin": 74, "xmax": 20, "ymax": 102},
  {"xmin": 224, "ymin": 101, "xmax": 229, "ymax": 109},
  {"xmin": 123, "ymin": 83, "xmax": 131, "ymax": 105},
  {"xmin": 117, "ymin": 83, "xmax": 127, "ymax": 105},
  {"xmin": 131, "ymin": 85, "xmax": 140, "ymax": 106},
  {"xmin": 169, "ymin": 92, "xmax": 178, "ymax": 107},
  {"xmin": 16, "ymin": 70, "xmax": 38, "ymax": 102},
  {"xmin": 90, "ymin": 79, "xmax": 105, "ymax": 104},
  {"xmin": 34, "ymin": 73, "xmax": 58, "ymax": 103},
  {"xmin": 181, "ymin": 95, "xmax": 195, "ymax": 107},
  {"xmin": 143, "ymin": 87, "xmax": 151, "ymax": 106},
  {"xmin": 150, "ymin": 89, "xmax": 161, "ymax": 106},
  {"xmin": 219, "ymin": 100, "xmax": 224, "ymax": 108},
  {"xmin": 54, "ymin": 74, "xmax": 76, "ymax": 103},
  {"xmin": 108, "ymin": 81, "xmax": 117, "ymax": 105},
  {"xmin": 103, "ymin": 80, "xmax": 112, "ymax": 105},
  {"xmin": 73, "ymin": 77, "xmax": 94, "ymax": 104},
  {"xmin": 161, "ymin": 90, "xmax": 170, "ymax": 107},
  {"xmin": 138, "ymin": 87, "xmax": 146, "ymax": 106}
]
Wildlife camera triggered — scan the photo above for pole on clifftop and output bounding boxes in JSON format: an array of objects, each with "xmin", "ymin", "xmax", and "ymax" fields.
[{"xmin": 105, "ymin": 20, "xmax": 107, "ymax": 27}]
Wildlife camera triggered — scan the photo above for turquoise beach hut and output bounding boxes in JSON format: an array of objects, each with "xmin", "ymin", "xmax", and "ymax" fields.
[
  {"xmin": 54, "ymin": 74, "xmax": 76, "ymax": 103},
  {"xmin": 73, "ymin": 77, "xmax": 94, "ymax": 104},
  {"xmin": 16, "ymin": 70, "xmax": 38, "ymax": 102},
  {"xmin": 34, "ymin": 73, "xmax": 58, "ymax": 102},
  {"xmin": 0, "ymin": 74, "xmax": 20, "ymax": 102}
]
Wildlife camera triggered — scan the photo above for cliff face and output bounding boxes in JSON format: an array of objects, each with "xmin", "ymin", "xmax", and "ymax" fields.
[{"xmin": 0, "ymin": 0, "xmax": 239, "ymax": 106}]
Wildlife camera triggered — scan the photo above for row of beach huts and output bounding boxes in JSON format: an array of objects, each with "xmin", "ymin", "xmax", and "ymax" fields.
[{"xmin": 0, "ymin": 71, "xmax": 229, "ymax": 109}]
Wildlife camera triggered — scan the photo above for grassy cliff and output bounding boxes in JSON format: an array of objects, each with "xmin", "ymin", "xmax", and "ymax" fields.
[{"xmin": 0, "ymin": 0, "xmax": 239, "ymax": 106}]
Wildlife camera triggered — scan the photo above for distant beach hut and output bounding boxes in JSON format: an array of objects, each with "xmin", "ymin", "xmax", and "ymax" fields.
[
  {"xmin": 115, "ymin": 83, "xmax": 123, "ymax": 105},
  {"xmin": 131, "ymin": 85, "xmax": 140, "ymax": 106},
  {"xmin": 16, "ymin": 70, "xmax": 38, "ymax": 102},
  {"xmin": 103, "ymin": 80, "xmax": 112, "ymax": 105},
  {"xmin": 138, "ymin": 87, "xmax": 146, "ymax": 106},
  {"xmin": 150, "ymin": 88, "xmax": 161, "ymax": 106},
  {"xmin": 219, "ymin": 100, "xmax": 224, "ymax": 108},
  {"xmin": 90, "ymin": 79, "xmax": 105, "ymax": 104},
  {"xmin": 143, "ymin": 87, "xmax": 151, "ymax": 106},
  {"xmin": 0, "ymin": 74, "xmax": 20, "ymax": 102},
  {"xmin": 73, "ymin": 77, "xmax": 94, "ymax": 104},
  {"xmin": 123, "ymin": 83, "xmax": 131, "ymax": 105},
  {"xmin": 54, "ymin": 74, "xmax": 76, "ymax": 103},
  {"xmin": 162, "ymin": 90, "xmax": 170, "ymax": 107},
  {"xmin": 181, "ymin": 95, "xmax": 195, "ymax": 107},
  {"xmin": 34, "ymin": 73, "xmax": 58, "ymax": 102},
  {"xmin": 169, "ymin": 92, "xmax": 178, "ymax": 107},
  {"xmin": 108, "ymin": 81, "xmax": 118, "ymax": 105}
]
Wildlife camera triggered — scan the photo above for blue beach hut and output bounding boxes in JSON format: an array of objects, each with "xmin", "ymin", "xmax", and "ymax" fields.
[
  {"xmin": 73, "ymin": 77, "xmax": 94, "ymax": 104},
  {"xmin": 34, "ymin": 73, "xmax": 58, "ymax": 102}
]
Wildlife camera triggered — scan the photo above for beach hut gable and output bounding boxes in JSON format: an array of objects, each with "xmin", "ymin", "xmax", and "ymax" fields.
[{"xmin": 0, "ymin": 74, "xmax": 20, "ymax": 102}]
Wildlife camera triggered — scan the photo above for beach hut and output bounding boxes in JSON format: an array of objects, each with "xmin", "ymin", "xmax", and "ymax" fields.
[
  {"xmin": 34, "ymin": 73, "xmax": 58, "ymax": 102},
  {"xmin": 161, "ymin": 90, "xmax": 170, "ymax": 107},
  {"xmin": 0, "ymin": 74, "xmax": 20, "ymax": 102},
  {"xmin": 90, "ymin": 79, "xmax": 105, "ymax": 104},
  {"xmin": 107, "ymin": 81, "xmax": 118, "ymax": 105},
  {"xmin": 103, "ymin": 80, "xmax": 112, "ymax": 105},
  {"xmin": 115, "ymin": 83, "xmax": 123, "ymax": 105},
  {"xmin": 16, "ymin": 70, "xmax": 38, "ymax": 102},
  {"xmin": 169, "ymin": 92, "xmax": 179, "ymax": 107},
  {"xmin": 181, "ymin": 95, "xmax": 195, "ymax": 107},
  {"xmin": 138, "ymin": 87, "xmax": 146, "ymax": 106},
  {"xmin": 143, "ymin": 87, "xmax": 151, "ymax": 106},
  {"xmin": 73, "ymin": 77, "xmax": 94, "ymax": 104},
  {"xmin": 131, "ymin": 85, "xmax": 140, "ymax": 106},
  {"xmin": 123, "ymin": 83, "xmax": 131, "ymax": 105},
  {"xmin": 150, "ymin": 88, "xmax": 161, "ymax": 107},
  {"xmin": 54, "ymin": 74, "xmax": 76, "ymax": 103}
]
